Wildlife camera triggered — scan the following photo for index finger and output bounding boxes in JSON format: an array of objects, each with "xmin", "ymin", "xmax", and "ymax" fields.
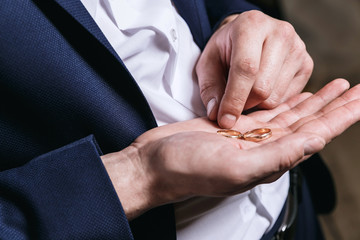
[{"xmin": 217, "ymin": 28, "xmax": 264, "ymax": 128}]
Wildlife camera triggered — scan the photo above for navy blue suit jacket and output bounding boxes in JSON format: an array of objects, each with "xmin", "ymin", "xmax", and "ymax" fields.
[{"xmin": 0, "ymin": 0, "xmax": 259, "ymax": 239}]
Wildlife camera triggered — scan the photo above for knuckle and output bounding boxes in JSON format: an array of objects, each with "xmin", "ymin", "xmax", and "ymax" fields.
[
  {"xmin": 236, "ymin": 58, "xmax": 259, "ymax": 77},
  {"xmin": 304, "ymin": 55, "xmax": 314, "ymax": 73},
  {"xmin": 229, "ymin": 95, "xmax": 247, "ymax": 108},
  {"xmin": 278, "ymin": 21, "xmax": 295, "ymax": 39},
  {"xmin": 242, "ymin": 10, "xmax": 264, "ymax": 22},
  {"xmin": 232, "ymin": 97, "xmax": 247, "ymax": 109},
  {"xmin": 222, "ymin": 94, "xmax": 246, "ymax": 113},
  {"xmin": 294, "ymin": 38, "xmax": 306, "ymax": 52},
  {"xmin": 238, "ymin": 10, "xmax": 265, "ymax": 28},
  {"xmin": 277, "ymin": 149, "xmax": 298, "ymax": 171},
  {"xmin": 253, "ymin": 83, "xmax": 271, "ymax": 101},
  {"xmin": 262, "ymin": 96, "xmax": 281, "ymax": 109},
  {"xmin": 290, "ymin": 38, "xmax": 307, "ymax": 58},
  {"xmin": 200, "ymin": 81, "xmax": 217, "ymax": 100},
  {"xmin": 279, "ymin": 156, "xmax": 293, "ymax": 171},
  {"xmin": 300, "ymin": 55, "xmax": 314, "ymax": 78}
]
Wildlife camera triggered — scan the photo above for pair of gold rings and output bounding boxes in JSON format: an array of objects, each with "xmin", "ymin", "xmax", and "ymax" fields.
[{"xmin": 217, "ymin": 128, "xmax": 272, "ymax": 142}]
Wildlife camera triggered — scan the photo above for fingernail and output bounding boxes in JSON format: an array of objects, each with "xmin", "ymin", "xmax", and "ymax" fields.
[
  {"xmin": 220, "ymin": 114, "xmax": 237, "ymax": 128},
  {"xmin": 304, "ymin": 137, "xmax": 325, "ymax": 155},
  {"xmin": 207, "ymin": 98, "xmax": 217, "ymax": 117}
]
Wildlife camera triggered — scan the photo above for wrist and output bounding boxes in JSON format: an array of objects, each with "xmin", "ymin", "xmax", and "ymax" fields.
[{"xmin": 101, "ymin": 146, "xmax": 151, "ymax": 220}]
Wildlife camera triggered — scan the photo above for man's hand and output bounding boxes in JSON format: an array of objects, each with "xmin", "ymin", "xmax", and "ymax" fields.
[
  {"xmin": 102, "ymin": 79, "xmax": 360, "ymax": 220},
  {"xmin": 196, "ymin": 10, "xmax": 313, "ymax": 128}
]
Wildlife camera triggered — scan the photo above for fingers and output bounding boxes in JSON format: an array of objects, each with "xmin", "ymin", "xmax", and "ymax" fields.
[
  {"xmin": 314, "ymin": 83, "xmax": 360, "ymax": 115},
  {"xmin": 246, "ymin": 91, "xmax": 313, "ymax": 123},
  {"xmin": 245, "ymin": 21, "xmax": 301, "ymax": 109},
  {"xmin": 270, "ymin": 79, "xmax": 350, "ymax": 128},
  {"xmin": 292, "ymin": 98, "xmax": 360, "ymax": 144},
  {"xmin": 224, "ymin": 132, "xmax": 325, "ymax": 193},
  {"xmin": 216, "ymin": 11, "xmax": 266, "ymax": 128},
  {"xmin": 246, "ymin": 78, "xmax": 351, "ymax": 124},
  {"xmin": 246, "ymin": 133, "xmax": 324, "ymax": 171},
  {"xmin": 257, "ymin": 42, "xmax": 313, "ymax": 109},
  {"xmin": 200, "ymin": 11, "xmax": 313, "ymax": 129}
]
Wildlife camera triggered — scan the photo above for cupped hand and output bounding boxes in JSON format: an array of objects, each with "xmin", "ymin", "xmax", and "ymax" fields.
[
  {"xmin": 102, "ymin": 79, "xmax": 360, "ymax": 220},
  {"xmin": 196, "ymin": 10, "xmax": 313, "ymax": 128}
]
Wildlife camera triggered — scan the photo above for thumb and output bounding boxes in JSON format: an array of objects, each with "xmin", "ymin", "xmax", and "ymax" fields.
[
  {"xmin": 196, "ymin": 46, "xmax": 227, "ymax": 121},
  {"xmin": 246, "ymin": 133, "xmax": 326, "ymax": 174}
]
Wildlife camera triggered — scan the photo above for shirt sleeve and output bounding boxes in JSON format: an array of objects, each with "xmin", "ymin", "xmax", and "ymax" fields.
[{"xmin": 0, "ymin": 135, "xmax": 133, "ymax": 240}]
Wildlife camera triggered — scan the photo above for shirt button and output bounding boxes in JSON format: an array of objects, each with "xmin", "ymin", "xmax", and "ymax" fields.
[{"xmin": 170, "ymin": 28, "xmax": 177, "ymax": 42}]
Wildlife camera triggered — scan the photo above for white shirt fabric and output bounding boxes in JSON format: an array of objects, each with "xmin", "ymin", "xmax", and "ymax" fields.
[{"xmin": 80, "ymin": 0, "xmax": 289, "ymax": 239}]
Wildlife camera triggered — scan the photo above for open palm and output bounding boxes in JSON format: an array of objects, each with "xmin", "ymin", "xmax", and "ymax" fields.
[
  {"xmin": 138, "ymin": 78, "xmax": 359, "ymax": 151},
  {"xmin": 107, "ymin": 79, "xmax": 360, "ymax": 218}
]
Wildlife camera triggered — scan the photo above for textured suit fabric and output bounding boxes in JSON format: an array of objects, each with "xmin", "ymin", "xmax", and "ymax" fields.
[{"xmin": 0, "ymin": 0, "xmax": 258, "ymax": 239}]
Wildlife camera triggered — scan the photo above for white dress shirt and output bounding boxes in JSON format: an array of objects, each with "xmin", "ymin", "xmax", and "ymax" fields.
[{"xmin": 80, "ymin": 0, "xmax": 289, "ymax": 239}]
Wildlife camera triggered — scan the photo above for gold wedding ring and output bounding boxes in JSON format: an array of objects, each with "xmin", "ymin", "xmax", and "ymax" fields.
[
  {"xmin": 217, "ymin": 128, "xmax": 272, "ymax": 142},
  {"xmin": 242, "ymin": 128, "xmax": 272, "ymax": 142},
  {"xmin": 216, "ymin": 129, "xmax": 242, "ymax": 138}
]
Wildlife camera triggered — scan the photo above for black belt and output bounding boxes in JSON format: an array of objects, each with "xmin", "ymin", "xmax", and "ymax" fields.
[
  {"xmin": 261, "ymin": 167, "xmax": 302, "ymax": 240},
  {"xmin": 272, "ymin": 167, "xmax": 302, "ymax": 240}
]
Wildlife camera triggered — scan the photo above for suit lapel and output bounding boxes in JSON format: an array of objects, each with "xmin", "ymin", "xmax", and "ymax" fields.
[
  {"xmin": 54, "ymin": 0, "xmax": 126, "ymax": 63},
  {"xmin": 53, "ymin": 0, "xmax": 121, "ymax": 62},
  {"xmin": 47, "ymin": 2, "xmax": 175, "ymax": 238},
  {"xmin": 32, "ymin": 0, "xmax": 158, "ymax": 130}
]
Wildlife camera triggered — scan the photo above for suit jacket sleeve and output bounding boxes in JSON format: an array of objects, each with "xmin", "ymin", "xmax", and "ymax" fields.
[
  {"xmin": 206, "ymin": 0, "xmax": 260, "ymax": 29},
  {"xmin": 173, "ymin": 0, "xmax": 260, "ymax": 48},
  {"xmin": 0, "ymin": 136, "xmax": 133, "ymax": 240},
  {"xmin": 0, "ymin": 0, "xmax": 261, "ymax": 239}
]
